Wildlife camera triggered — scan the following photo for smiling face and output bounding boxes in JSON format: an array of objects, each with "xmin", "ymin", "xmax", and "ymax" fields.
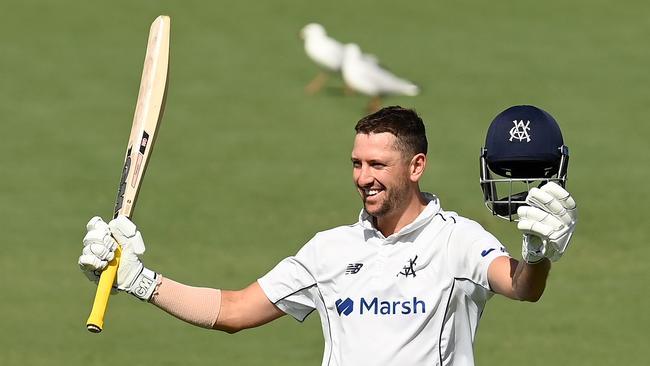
[{"xmin": 351, "ymin": 132, "xmax": 415, "ymax": 219}]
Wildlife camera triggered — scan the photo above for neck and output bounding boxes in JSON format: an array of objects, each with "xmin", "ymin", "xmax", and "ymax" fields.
[{"xmin": 375, "ymin": 192, "xmax": 428, "ymax": 237}]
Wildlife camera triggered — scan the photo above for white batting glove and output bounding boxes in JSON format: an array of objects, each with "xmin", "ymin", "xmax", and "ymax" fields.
[
  {"xmin": 79, "ymin": 216, "xmax": 158, "ymax": 301},
  {"xmin": 517, "ymin": 182, "xmax": 577, "ymax": 263}
]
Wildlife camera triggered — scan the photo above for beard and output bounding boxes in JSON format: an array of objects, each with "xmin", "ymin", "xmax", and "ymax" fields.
[{"xmin": 362, "ymin": 177, "xmax": 411, "ymax": 218}]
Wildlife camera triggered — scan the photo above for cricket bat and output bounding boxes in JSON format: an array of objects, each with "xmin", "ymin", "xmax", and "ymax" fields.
[{"xmin": 86, "ymin": 15, "xmax": 170, "ymax": 333}]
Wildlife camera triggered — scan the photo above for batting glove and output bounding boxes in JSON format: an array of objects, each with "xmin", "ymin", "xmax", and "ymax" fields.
[
  {"xmin": 79, "ymin": 216, "xmax": 158, "ymax": 301},
  {"xmin": 517, "ymin": 182, "xmax": 577, "ymax": 263}
]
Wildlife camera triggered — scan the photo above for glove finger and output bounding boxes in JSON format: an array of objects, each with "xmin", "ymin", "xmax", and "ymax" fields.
[
  {"xmin": 109, "ymin": 215, "xmax": 146, "ymax": 255},
  {"xmin": 79, "ymin": 254, "xmax": 107, "ymax": 271},
  {"xmin": 82, "ymin": 243, "xmax": 115, "ymax": 262},
  {"xmin": 109, "ymin": 215, "xmax": 137, "ymax": 240},
  {"xmin": 541, "ymin": 182, "xmax": 577, "ymax": 222},
  {"xmin": 541, "ymin": 182, "xmax": 576, "ymax": 210},
  {"xmin": 517, "ymin": 206, "xmax": 564, "ymax": 230},
  {"xmin": 86, "ymin": 216, "xmax": 109, "ymax": 232},
  {"xmin": 526, "ymin": 188, "xmax": 561, "ymax": 213},
  {"xmin": 82, "ymin": 230, "xmax": 106, "ymax": 247},
  {"xmin": 518, "ymin": 219, "xmax": 555, "ymax": 238},
  {"xmin": 526, "ymin": 189, "xmax": 573, "ymax": 225},
  {"xmin": 82, "ymin": 230, "xmax": 118, "ymax": 252},
  {"xmin": 517, "ymin": 205, "xmax": 542, "ymax": 220}
]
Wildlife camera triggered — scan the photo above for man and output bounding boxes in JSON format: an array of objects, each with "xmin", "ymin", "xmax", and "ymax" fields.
[{"xmin": 79, "ymin": 106, "xmax": 577, "ymax": 365}]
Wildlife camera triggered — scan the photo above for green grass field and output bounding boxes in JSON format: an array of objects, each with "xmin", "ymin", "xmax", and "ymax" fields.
[{"xmin": 1, "ymin": 0, "xmax": 648, "ymax": 365}]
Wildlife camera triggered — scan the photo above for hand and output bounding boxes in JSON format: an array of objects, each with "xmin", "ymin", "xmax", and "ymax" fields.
[
  {"xmin": 79, "ymin": 216, "xmax": 158, "ymax": 301},
  {"xmin": 517, "ymin": 182, "xmax": 577, "ymax": 263}
]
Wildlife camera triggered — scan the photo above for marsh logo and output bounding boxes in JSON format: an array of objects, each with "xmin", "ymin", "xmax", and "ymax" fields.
[
  {"xmin": 334, "ymin": 297, "xmax": 426, "ymax": 316},
  {"xmin": 336, "ymin": 298, "xmax": 354, "ymax": 315}
]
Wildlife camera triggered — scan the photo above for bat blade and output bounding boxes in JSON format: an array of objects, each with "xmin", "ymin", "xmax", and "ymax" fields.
[
  {"xmin": 86, "ymin": 15, "xmax": 170, "ymax": 333},
  {"xmin": 115, "ymin": 15, "xmax": 170, "ymax": 219}
]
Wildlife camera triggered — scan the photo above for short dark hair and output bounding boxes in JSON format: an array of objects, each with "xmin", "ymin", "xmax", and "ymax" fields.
[{"xmin": 355, "ymin": 106, "xmax": 428, "ymax": 157}]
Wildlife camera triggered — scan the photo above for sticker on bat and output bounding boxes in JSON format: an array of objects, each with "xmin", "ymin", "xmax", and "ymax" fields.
[
  {"xmin": 139, "ymin": 131, "xmax": 150, "ymax": 154},
  {"xmin": 131, "ymin": 131, "xmax": 150, "ymax": 188}
]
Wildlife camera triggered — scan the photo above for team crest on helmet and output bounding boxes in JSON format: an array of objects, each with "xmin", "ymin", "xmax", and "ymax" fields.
[{"xmin": 509, "ymin": 120, "xmax": 531, "ymax": 142}]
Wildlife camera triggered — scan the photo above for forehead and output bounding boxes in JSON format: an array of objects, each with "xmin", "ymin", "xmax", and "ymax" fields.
[{"xmin": 351, "ymin": 132, "xmax": 400, "ymax": 159}]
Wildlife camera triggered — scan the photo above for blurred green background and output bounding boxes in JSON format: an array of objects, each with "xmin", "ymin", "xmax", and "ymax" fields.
[{"xmin": 1, "ymin": 0, "xmax": 648, "ymax": 365}]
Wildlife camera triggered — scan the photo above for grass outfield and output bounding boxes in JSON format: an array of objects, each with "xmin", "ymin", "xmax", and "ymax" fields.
[{"xmin": 1, "ymin": 1, "xmax": 648, "ymax": 365}]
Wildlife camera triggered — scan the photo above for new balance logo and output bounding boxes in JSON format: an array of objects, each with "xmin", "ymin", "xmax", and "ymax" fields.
[
  {"xmin": 335, "ymin": 297, "xmax": 426, "ymax": 316},
  {"xmin": 509, "ymin": 120, "xmax": 531, "ymax": 142},
  {"xmin": 345, "ymin": 263, "xmax": 364, "ymax": 274}
]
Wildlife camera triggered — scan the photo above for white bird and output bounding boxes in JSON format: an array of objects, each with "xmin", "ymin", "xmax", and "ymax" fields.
[
  {"xmin": 300, "ymin": 23, "xmax": 344, "ymax": 94},
  {"xmin": 341, "ymin": 43, "xmax": 420, "ymax": 112}
]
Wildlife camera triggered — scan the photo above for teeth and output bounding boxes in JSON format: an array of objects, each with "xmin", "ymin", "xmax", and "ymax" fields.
[{"xmin": 366, "ymin": 189, "xmax": 379, "ymax": 196}]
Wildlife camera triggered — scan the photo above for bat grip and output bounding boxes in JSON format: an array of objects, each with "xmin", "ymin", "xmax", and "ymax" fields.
[{"xmin": 86, "ymin": 244, "xmax": 122, "ymax": 333}]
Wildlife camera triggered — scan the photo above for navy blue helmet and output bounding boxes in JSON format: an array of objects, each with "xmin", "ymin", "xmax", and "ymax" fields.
[{"xmin": 480, "ymin": 105, "xmax": 569, "ymax": 220}]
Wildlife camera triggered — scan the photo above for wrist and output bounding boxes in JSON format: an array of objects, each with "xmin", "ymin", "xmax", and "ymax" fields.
[
  {"xmin": 523, "ymin": 256, "xmax": 544, "ymax": 264},
  {"xmin": 126, "ymin": 267, "xmax": 159, "ymax": 301},
  {"xmin": 524, "ymin": 257, "xmax": 549, "ymax": 265},
  {"xmin": 521, "ymin": 234, "xmax": 545, "ymax": 264}
]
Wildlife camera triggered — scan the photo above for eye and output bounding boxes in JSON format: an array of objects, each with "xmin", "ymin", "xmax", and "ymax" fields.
[
  {"xmin": 371, "ymin": 162, "xmax": 386, "ymax": 169},
  {"xmin": 351, "ymin": 160, "xmax": 361, "ymax": 168}
]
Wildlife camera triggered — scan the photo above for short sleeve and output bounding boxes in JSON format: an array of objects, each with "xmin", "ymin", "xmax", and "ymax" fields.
[
  {"xmin": 257, "ymin": 238, "xmax": 320, "ymax": 321},
  {"xmin": 447, "ymin": 219, "xmax": 510, "ymax": 291}
]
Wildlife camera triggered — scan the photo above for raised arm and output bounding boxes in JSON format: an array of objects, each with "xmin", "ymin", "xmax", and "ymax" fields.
[
  {"xmin": 79, "ymin": 216, "xmax": 285, "ymax": 332},
  {"xmin": 214, "ymin": 282, "xmax": 285, "ymax": 332},
  {"xmin": 488, "ymin": 256, "xmax": 550, "ymax": 301},
  {"xmin": 487, "ymin": 182, "xmax": 577, "ymax": 302},
  {"xmin": 148, "ymin": 277, "xmax": 284, "ymax": 333}
]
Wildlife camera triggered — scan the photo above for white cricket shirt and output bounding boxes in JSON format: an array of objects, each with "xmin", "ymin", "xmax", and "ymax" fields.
[{"xmin": 258, "ymin": 194, "xmax": 509, "ymax": 366}]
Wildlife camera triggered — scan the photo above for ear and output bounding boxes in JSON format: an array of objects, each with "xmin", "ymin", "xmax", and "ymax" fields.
[{"xmin": 408, "ymin": 153, "xmax": 426, "ymax": 182}]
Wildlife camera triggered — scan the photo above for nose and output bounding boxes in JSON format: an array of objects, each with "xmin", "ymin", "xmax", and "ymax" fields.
[{"xmin": 355, "ymin": 164, "xmax": 374, "ymax": 187}]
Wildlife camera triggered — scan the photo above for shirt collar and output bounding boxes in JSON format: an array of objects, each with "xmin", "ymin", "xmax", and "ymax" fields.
[{"xmin": 358, "ymin": 193, "xmax": 441, "ymax": 242}]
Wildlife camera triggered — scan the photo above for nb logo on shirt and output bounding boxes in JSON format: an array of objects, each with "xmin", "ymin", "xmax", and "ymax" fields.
[
  {"xmin": 345, "ymin": 263, "xmax": 364, "ymax": 274},
  {"xmin": 335, "ymin": 297, "xmax": 426, "ymax": 316}
]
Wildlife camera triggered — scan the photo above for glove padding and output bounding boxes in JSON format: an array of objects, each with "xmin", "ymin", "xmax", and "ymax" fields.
[
  {"xmin": 79, "ymin": 216, "xmax": 158, "ymax": 301},
  {"xmin": 517, "ymin": 182, "xmax": 577, "ymax": 263}
]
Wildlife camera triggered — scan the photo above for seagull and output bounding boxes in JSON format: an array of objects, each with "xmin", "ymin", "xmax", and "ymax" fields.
[
  {"xmin": 299, "ymin": 23, "xmax": 345, "ymax": 94},
  {"xmin": 341, "ymin": 43, "xmax": 420, "ymax": 112}
]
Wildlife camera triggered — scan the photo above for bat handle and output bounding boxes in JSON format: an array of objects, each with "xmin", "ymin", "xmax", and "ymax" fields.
[{"xmin": 86, "ymin": 244, "xmax": 122, "ymax": 333}]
